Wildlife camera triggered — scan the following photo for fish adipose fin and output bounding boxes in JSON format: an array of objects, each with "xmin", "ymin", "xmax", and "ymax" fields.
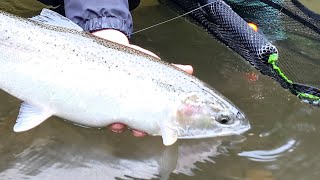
[
  {"xmin": 29, "ymin": 8, "xmax": 84, "ymax": 31},
  {"xmin": 13, "ymin": 102, "xmax": 52, "ymax": 132}
]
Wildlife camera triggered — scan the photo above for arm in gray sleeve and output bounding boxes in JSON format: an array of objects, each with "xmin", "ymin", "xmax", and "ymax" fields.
[{"xmin": 64, "ymin": 0, "xmax": 133, "ymax": 37}]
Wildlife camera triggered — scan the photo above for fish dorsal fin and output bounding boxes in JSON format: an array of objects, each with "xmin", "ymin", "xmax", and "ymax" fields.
[
  {"xmin": 29, "ymin": 8, "xmax": 83, "ymax": 31},
  {"xmin": 13, "ymin": 102, "xmax": 52, "ymax": 132}
]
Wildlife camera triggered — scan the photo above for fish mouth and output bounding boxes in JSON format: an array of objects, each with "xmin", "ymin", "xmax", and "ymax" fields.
[
  {"xmin": 234, "ymin": 111, "xmax": 251, "ymax": 134},
  {"xmin": 236, "ymin": 111, "xmax": 246, "ymax": 120},
  {"xmin": 219, "ymin": 97, "xmax": 250, "ymax": 131}
]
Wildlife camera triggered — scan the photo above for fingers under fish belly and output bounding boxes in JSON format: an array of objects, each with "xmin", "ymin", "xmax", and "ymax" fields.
[{"xmin": 108, "ymin": 123, "xmax": 148, "ymax": 137}]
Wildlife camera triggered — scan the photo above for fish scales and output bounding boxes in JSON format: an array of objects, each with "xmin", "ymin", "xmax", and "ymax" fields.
[{"xmin": 0, "ymin": 9, "xmax": 250, "ymax": 145}]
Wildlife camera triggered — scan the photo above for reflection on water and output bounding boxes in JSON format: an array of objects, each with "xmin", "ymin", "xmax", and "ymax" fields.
[
  {"xmin": 239, "ymin": 139, "xmax": 297, "ymax": 162},
  {"xmin": 0, "ymin": 0, "xmax": 320, "ymax": 180},
  {"xmin": 0, "ymin": 109, "xmax": 246, "ymax": 179}
]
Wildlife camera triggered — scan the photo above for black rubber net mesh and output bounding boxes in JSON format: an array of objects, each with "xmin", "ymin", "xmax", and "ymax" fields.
[
  {"xmin": 226, "ymin": 0, "xmax": 320, "ymax": 90},
  {"xmin": 160, "ymin": 0, "xmax": 320, "ymax": 105}
]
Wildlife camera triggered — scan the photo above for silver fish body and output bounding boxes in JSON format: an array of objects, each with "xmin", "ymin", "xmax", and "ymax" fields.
[{"xmin": 0, "ymin": 9, "xmax": 250, "ymax": 145}]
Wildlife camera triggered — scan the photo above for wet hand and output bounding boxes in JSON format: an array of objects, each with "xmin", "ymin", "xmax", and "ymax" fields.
[{"xmin": 91, "ymin": 29, "xmax": 194, "ymax": 137}]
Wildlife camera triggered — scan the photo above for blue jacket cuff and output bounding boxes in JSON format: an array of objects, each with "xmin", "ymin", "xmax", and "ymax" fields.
[{"xmin": 83, "ymin": 16, "xmax": 133, "ymax": 37}]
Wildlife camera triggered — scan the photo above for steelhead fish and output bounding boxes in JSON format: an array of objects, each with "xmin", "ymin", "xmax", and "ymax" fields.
[{"xmin": 0, "ymin": 9, "xmax": 250, "ymax": 145}]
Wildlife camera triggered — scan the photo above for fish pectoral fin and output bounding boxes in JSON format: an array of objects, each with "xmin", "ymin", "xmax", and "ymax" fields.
[
  {"xmin": 160, "ymin": 125, "xmax": 178, "ymax": 146},
  {"xmin": 29, "ymin": 8, "xmax": 84, "ymax": 31},
  {"xmin": 13, "ymin": 102, "xmax": 52, "ymax": 132}
]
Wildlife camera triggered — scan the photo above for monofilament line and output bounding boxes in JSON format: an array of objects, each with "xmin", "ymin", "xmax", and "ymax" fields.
[{"xmin": 132, "ymin": 1, "xmax": 214, "ymax": 34}]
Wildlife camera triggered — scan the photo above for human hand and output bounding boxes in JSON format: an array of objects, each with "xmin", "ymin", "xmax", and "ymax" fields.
[{"xmin": 91, "ymin": 29, "xmax": 194, "ymax": 137}]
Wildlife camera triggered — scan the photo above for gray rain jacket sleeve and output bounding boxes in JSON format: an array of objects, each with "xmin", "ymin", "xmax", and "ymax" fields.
[{"xmin": 64, "ymin": 0, "xmax": 133, "ymax": 37}]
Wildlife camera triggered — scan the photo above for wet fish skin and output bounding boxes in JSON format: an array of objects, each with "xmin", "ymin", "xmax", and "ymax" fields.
[{"xmin": 0, "ymin": 9, "xmax": 250, "ymax": 145}]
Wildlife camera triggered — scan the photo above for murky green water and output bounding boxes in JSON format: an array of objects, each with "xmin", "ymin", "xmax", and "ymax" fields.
[{"xmin": 0, "ymin": 0, "xmax": 320, "ymax": 180}]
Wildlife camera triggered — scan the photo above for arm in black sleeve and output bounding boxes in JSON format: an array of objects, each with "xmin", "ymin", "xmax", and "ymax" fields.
[{"xmin": 64, "ymin": 0, "xmax": 133, "ymax": 37}]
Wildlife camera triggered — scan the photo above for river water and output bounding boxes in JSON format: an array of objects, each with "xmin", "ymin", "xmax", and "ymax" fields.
[{"xmin": 0, "ymin": 0, "xmax": 319, "ymax": 180}]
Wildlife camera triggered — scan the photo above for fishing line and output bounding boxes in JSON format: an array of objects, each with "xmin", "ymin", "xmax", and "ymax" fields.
[{"xmin": 132, "ymin": 1, "xmax": 214, "ymax": 34}]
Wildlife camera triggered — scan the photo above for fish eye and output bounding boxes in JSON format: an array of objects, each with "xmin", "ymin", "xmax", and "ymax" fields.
[{"xmin": 216, "ymin": 115, "xmax": 233, "ymax": 125}]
